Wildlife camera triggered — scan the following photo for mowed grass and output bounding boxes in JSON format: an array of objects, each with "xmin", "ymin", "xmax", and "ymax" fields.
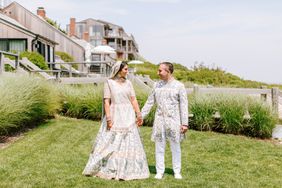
[{"xmin": 0, "ymin": 117, "xmax": 281, "ymax": 188}]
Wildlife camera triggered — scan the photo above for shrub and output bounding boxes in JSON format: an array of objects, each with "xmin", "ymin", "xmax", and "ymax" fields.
[
  {"xmin": 134, "ymin": 85, "xmax": 156, "ymax": 126},
  {"xmin": 20, "ymin": 51, "xmax": 49, "ymax": 70},
  {"xmin": 55, "ymin": 51, "xmax": 78, "ymax": 70},
  {"xmin": 246, "ymin": 99, "xmax": 277, "ymax": 138},
  {"xmin": 4, "ymin": 64, "xmax": 15, "ymax": 72},
  {"xmin": 55, "ymin": 51, "xmax": 74, "ymax": 62},
  {"xmin": 189, "ymin": 94, "xmax": 215, "ymax": 131},
  {"xmin": 134, "ymin": 61, "xmax": 268, "ymax": 88},
  {"xmin": 57, "ymin": 82, "xmax": 155, "ymax": 123},
  {"xmin": 139, "ymin": 91, "xmax": 277, "ymax": 138},
  {"xmin": 58, "ymin": 84, "xmax": 103, "ymax": 120},
  {"xmin": 0, "ymin": 75, "xmax": 60, "ymax": 135},
  {"xmin": 215, "ymin": 95, "xmax": 246, "ymax": 134},
  {"xmin": 55, "ymin": 81, "xmax": 277, "ymax": 138},
  {"xmin": 189, "ymin": 94, "xmax": 277, "ymax": 138}
]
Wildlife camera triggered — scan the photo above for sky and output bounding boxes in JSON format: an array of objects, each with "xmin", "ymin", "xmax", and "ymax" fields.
[{"xmin": 12, "ymin": 0, "xmax": 282, "ymax": 84}]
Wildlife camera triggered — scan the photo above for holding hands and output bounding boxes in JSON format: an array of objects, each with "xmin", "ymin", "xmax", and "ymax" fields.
[
  {"xmin": 136, "ymin": 112, "xmax": 143, "ymax": 127},
  {"xmin": 181, "ymin": 125, "xmax": 188, "ymax": 134},
  {"xmin": 106, "ymin": 116, "xmax": 112, "ymax": 130}
]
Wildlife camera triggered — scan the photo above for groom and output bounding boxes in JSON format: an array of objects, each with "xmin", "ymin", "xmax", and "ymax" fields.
[{"xmin": 141, "ymin": 62, "xmax": 188, "ymax": 179}]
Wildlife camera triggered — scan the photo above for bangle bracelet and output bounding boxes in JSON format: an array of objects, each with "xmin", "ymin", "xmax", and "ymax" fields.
[
  {"xmin": 106, "ymin": 116, "xmax": 111, "ymax": 121},
  {"xmin": 136, "ymin": 112, "xmax": 142, "ymax": 118}
]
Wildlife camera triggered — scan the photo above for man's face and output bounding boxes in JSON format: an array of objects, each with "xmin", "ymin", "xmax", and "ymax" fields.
[{"xmin": 158, "ymin": 64, "xmax": 171, "ymax": 80}]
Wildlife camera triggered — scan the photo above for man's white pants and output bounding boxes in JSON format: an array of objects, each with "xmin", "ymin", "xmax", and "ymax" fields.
[{"xmin": 155, "ymin": 139, "xmax": 181, "ymax": 174}]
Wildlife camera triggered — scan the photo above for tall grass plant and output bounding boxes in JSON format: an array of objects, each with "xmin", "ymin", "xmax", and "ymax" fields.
[
  {"xmin": 0, "ymin": 75, "xmax": 60, "ymax": 135},
  {"xmin": 58, "ymin": 84, "xmax": 103, "ymax": 120}
]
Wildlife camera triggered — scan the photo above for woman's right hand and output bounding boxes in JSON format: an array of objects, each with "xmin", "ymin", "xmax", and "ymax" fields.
[{"xmin": 106, "ymin": 120, "xmax": 113, "ymax": 130}]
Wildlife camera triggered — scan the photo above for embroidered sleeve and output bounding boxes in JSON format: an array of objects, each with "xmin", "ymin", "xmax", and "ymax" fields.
[
  {"xmin": 141, "ymin": 85, "xmax": 156, "ymax": 119},
  {"xmin": 128, "ymin": 80, "xmax": 136, "ymax": 97},
  {"xmin": 179, "ymin": 84, "xmax": 188, "ymax": 126}
]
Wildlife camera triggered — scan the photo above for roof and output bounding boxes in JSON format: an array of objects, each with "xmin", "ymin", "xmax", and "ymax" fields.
[
  {"xmin": 0, "ymin": 11, "xmax": 36, "ymax": 38},
  {"xmin": 0, "ymin": 11, "xmax": 28, "ymax": 30},
  {"xmin": 97, "ymin": 19, "xmax": 124, "ymax": 30},
  {"xmin": 0, "ymin": 11, "xmax": 58, "ymax": 45},
  {"xmin": 76, "ymin": 18, "xmax": 124, "ymax": 30},
  {"xmin": 2, "ymin": 1, "xmax": 83, "ymax": 49},
  {"xmin": 71, "ymin": 37, "xmax": 95, "ymax": 49}
]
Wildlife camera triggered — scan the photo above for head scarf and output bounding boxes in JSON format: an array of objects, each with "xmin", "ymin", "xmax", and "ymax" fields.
[{"xmin": 110, "ymin": 61, "xmax": 122, "ymax": 79}]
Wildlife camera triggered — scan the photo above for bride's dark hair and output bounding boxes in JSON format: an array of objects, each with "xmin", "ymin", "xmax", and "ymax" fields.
[{"xmin": 118, "ymin": 61, "xmax": 128, "ymax": 72}]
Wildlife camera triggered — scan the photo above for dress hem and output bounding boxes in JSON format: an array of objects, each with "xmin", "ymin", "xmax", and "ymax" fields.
[{"xmin": 83, "ymin": 172, "xmax": 150, "ymax": 181}]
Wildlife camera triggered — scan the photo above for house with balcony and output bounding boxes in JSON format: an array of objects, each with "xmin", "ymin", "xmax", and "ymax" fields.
[{"xmin": 66, "ymin": 18, "xmax": 139, "ymax": 61}]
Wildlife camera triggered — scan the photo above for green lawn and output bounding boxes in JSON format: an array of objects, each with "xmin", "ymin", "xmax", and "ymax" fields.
[{"xmin": 0, "ymin": 116, "xmax": 281, "ymax": 188}]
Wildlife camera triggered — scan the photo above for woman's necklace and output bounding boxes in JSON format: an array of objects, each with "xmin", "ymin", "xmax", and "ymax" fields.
[{"xmin": 113, "ymin": 75, "xmax": 126, "ymax": 83}]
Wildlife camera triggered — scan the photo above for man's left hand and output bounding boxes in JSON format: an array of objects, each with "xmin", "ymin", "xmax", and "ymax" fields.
[{"xmin": 181, "ymin": 125, "xmax": 188, "ymax": 134}]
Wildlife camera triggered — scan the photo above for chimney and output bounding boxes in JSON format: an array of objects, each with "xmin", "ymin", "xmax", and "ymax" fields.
[
  {"xmin": 37, "ymin": 7, "xmax": 46, "ymax": 19},
  {"xmin": 69, "ymin": 18, "xmax": 76, "ymax": 37},
  {"xmin": 83, "ymin": 32, "xmax": 89, "ymax": 42}
]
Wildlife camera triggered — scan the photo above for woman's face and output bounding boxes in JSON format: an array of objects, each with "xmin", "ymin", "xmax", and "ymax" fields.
[{"xmin": 119, "ymin": 65, "xmax": 128, "ymax": 78}]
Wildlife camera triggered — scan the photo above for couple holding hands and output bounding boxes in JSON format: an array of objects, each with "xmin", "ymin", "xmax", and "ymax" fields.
[{"xmin": 82, "ymin": 61, "xmax": 188, "ymax": 180}]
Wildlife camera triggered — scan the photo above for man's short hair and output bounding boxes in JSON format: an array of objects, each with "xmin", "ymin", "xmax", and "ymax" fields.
[{"xmin": 159, "ymin": 62, "xmax": 174, "ymax": 73}]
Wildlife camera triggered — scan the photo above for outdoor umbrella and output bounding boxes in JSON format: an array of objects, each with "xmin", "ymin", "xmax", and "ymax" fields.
[
  {"xmin": 128, "ymin": 60, "xmax": 144, "ymax": 64},
  {"xmin": 92, "ymin": 45, "xmax": 116, "ymax": 62},
  {"xmin": 92, "ymin": 45, "xmax": 116, "ymax": 54},
  {"xmin": 128, "ymin": 60, "xmax": 144, "ymax": 73}
]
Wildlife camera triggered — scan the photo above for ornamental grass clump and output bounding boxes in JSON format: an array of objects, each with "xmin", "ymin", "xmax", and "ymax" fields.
[
  {"xmin": 189, "ymin": 94, "xmax": 215, "ymax": 131},
  {"xmin": 134, "ymin": 85, "xmax": 156, "ymax": 126},
  {"xmin": 189, "ymin": 93, "xmax": 277, "ymax": 138},
  {"xmin": 0, "ymin": 75, "xmax": 60, "ymax": 135},
  {"xmin": 246, "ymin": 98, "xmax": 277, "ymax": 138},
  {"xmin": 58, "ymin": 84, "xmax": 103, "ymax": 120}
]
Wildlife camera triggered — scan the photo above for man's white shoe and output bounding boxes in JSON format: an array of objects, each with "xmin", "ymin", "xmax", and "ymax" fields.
[
  {"xmin": 174, "ymin": 173, "xmax": 182, "ymax": 179},
  {"xmin": 154, "ymin": 173, "xmax": 163, "ymax": 179}
]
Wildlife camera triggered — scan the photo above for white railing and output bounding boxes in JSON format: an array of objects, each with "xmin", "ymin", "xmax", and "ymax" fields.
[
  {"xmin": 189, "ymin": 85, "xmax": 280, "ymax": 116},
  {"xmin": 0, "ymin": 50, "xmax": 19, "ymax": 74}
]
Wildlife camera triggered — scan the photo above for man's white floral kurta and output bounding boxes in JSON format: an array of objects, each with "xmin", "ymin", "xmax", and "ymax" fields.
[{"xmin": 142, "ymin": 79, "xmax": 188, "ymax": 143}]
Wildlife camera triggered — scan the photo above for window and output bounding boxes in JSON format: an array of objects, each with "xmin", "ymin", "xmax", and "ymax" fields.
[
  {"xmin": 0, "ymin": 40, "xmax": 8, "ymax": 51},
  {"xmin": 91, "ymin": 54, "xmax": 101, "ymax": 61},
  {"xmin": 0, "ymin": 39, "xmax": 27, "ymax": 52},
  {"xmin": 76, "ymin": 24, "xmax": 84, "ymax": 38},
  {"xmin": 90, "ymin": 39, "xmax": 102, "ymax": 47},
  {"xmin": 91, "ymin": 25, "xmax": 103, "ymax": 37}
]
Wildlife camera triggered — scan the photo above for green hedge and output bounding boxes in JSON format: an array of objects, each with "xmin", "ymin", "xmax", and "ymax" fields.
[
  {"xmin": 55, "ymin": 51, "xmax": 74, "ymax": 62},
  {"xmin": 0, "ymin": 75, "xmax": 60, "ymax": 135},
  {"xmin": 20, "ymin": 51, "xmax": 49, "ymax": 70},
  {"xmin": 55, "ymin": 51, "xmax": 78, "ymax": 70}
]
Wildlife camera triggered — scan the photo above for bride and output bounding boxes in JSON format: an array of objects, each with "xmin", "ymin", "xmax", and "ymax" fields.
[{"xmin": 82, "ymin": 61, "xmax": 150, "ymax": 180}]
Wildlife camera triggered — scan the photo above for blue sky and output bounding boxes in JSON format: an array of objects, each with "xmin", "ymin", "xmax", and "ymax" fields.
[{"xmin": 14, "ymin": 0, "xmax": 282, "ymax": 83}]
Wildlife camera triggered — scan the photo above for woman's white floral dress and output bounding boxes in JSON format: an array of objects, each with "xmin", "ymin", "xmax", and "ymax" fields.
[{"xmin": 82, "ymin": 79, "xmax": 149, "ymax": 180}]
